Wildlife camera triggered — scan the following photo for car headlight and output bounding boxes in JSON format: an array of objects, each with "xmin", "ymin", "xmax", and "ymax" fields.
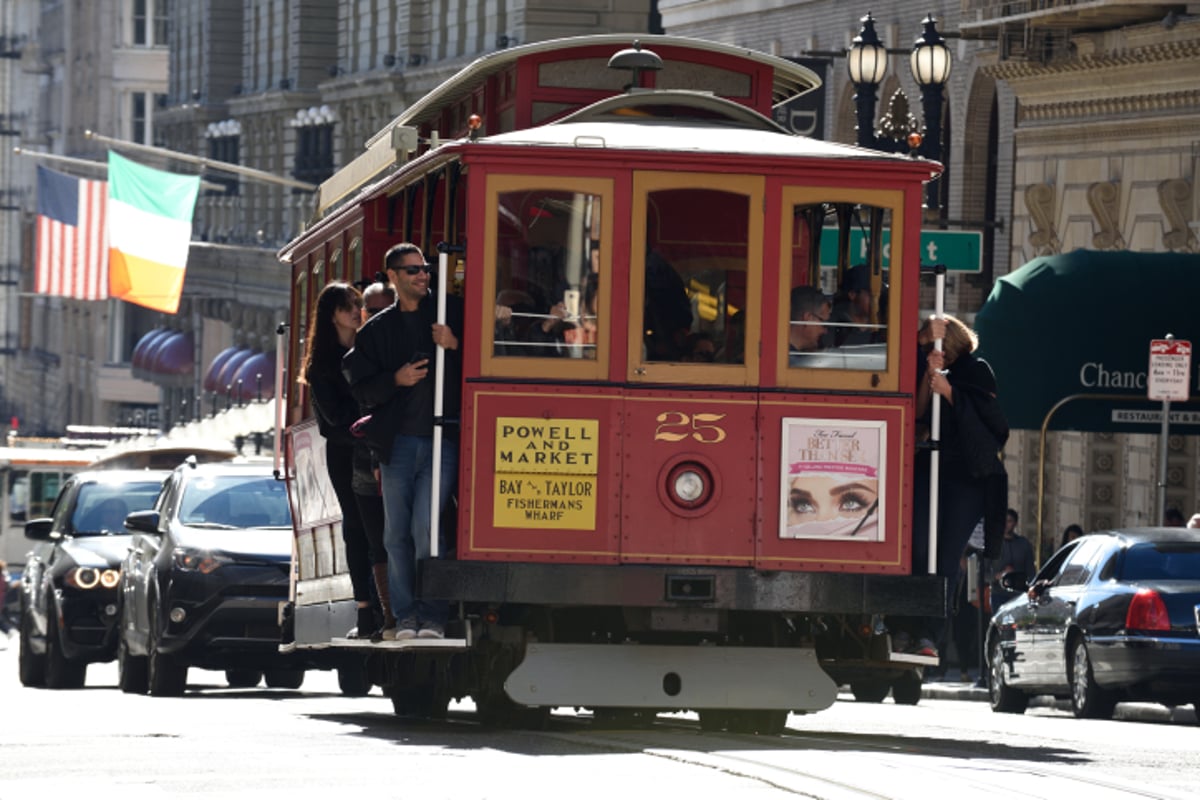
[
  {"xmin": 172, "ymin": 548, "xmax": 233, "ymax": 574},
  {"xmin": 64, "ymin": 567, "xmax": 121, "ymax": 590}
]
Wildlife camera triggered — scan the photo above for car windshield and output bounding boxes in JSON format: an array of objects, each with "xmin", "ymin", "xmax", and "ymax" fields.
[
  {"xmin": 1120, "ymin": 542, "xmax": 1200, "ymax": 581},
  {"xmin": 178, "ymin": 475, "xmax": 292, "ymax": 529},
  {"xmin": 71, "ymin": 481, "xmax": 163, "ymax": 534}
]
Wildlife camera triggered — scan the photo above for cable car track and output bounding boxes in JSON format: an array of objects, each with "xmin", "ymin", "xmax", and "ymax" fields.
[{"xmin": 514, "ymin": 710, "xmax": 1194, "ymax": 800}]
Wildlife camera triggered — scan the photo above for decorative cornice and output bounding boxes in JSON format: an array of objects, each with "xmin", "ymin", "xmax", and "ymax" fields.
[
  {"xmin": 986, "ymin": 38, "xmax": 1200, "ymax": 82},
  {"xmin": 1019, "ymin": 88, "xmax": 1200, "ymax": 123},
  {"xmin": 1014, "ymin": 115, "xmax": 1200, "ymax": 147}
]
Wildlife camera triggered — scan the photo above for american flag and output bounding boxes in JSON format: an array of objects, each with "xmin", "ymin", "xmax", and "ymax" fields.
[{"xmin": 35, "ymin": 165, "xmax": 109, "ymax": 300}]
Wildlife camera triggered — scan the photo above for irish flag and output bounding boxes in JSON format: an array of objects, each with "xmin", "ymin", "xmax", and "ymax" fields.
[{"xmin": 107, "ymin": 151, "xmax": 200, "ymax": 314}]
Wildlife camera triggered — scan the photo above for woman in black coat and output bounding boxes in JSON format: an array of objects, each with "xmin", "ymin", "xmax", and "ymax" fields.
[
  {"xmin": 904, "ymin": 315, "xmax": 1009, "ymax": 657},
  {"xmin": 300, "ymin": 281, "xmax": 378, "ymax": 637}
]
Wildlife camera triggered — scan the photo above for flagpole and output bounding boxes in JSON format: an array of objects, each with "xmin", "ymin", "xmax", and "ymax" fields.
[
  {"xmin": 84, "ymin": 130, "xmax": 317, "ymax": 192},
  {"xmin": 14, "ymin": 147, "xmax": 227, "ymax": 193}
]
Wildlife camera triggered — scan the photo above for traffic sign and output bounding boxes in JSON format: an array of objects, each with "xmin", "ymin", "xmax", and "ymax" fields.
[
  {"xmin": 818, "ymin": 229, "xmax": 982, "ymax": 272},
  {"xmin": 1147, "ymin": 338, "xmax": 1191, "ymax": 402}
]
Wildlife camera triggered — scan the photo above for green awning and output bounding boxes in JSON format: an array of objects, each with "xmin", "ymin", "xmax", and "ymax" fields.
[{"xmin": 975, "ymin": 250, "xmax": 1200, "ymax": 432}]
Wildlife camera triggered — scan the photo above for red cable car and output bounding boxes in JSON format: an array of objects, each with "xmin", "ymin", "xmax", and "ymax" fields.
[{"xmin": 277, "ymin": 34, "xmax": 946, "ymax": 730}]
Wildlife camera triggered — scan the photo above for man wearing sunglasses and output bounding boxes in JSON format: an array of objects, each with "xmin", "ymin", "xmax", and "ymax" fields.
[{"xmin": 342, "ymin": 242, "xmax": 464, "ymax": 641}]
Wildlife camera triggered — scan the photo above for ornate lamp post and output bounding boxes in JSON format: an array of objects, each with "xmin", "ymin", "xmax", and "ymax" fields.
[
  {"xmin": 847, "ymin": 12, "xmax": 953, "ymax": 209},
  {"xmin": 911, "ymin": 15, "xmax": 952, "ymax": 164},
  {"xmin": 847, "ymin": 13, "xmax": 888, "ymax": 150}
]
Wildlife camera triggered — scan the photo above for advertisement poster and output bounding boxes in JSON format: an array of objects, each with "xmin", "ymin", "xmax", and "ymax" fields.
[
  {"xmin": 780, "ymin": 418, "xmax": 885, "ymax": 541},
  {"xmin": 288, "ymin": 422, "xmax": 339, "ymax": 528}
]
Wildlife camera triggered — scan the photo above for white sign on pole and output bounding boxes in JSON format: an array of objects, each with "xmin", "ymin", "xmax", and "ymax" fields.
[{"xmin": 1147, "ymin": 338, "xmax": 1192, "ymax": 402}]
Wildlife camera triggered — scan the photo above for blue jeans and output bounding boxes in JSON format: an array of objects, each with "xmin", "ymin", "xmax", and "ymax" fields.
[{"xmin": 379, "ymin": 434, "xmax": 457, "ymax": 626}]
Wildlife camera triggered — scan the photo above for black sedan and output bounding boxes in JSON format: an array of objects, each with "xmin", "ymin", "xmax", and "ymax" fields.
[
  {"xmin": 986, "ymin": 528, "xmax": 1200, "ymax": 719},
  {"xmin": 17, "ymin": 469, "xmax": 168, "ymax": 689},
  {"xmin": 118, "ymin": 459, "xmax": 298, "ymax": 696}
]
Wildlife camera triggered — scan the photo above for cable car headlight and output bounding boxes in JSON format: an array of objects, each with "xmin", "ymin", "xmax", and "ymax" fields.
[
  {"xmin": 665, "ymin": 461, "xmax": 714, "ymax": 511},
  {"xmin": 99, "ymin": 569, "xmax": 121, "ymax": 589},
  {"xmin": 674, "ymin": 470, "xmax": 705, "ymax": 503}
]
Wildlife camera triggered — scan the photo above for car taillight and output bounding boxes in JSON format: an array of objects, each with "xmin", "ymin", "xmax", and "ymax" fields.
[{"xmin": 1125, "ymin": 588, "xmax": 1170, "ymax": 632}]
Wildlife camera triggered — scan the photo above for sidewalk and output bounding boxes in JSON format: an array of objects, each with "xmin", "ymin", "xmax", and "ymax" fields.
[{"xmin": 920, "ymin": 671, "xmax": 1199, "ymax": 724}]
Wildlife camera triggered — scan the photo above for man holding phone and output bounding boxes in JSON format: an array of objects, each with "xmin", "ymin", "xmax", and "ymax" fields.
[{"xmin": 342, "ymin": 242, "xmax": 464, "ymax": 640}]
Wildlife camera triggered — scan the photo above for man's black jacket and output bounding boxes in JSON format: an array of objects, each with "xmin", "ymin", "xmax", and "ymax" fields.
[{"xmin": 341, "ymin": 291, "xmax": 464, "ymax": 462}]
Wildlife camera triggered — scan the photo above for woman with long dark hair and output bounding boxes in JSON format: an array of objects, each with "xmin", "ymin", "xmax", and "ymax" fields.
[{"xmin": 300, "ymin": 281, "xmax": 379, "ymax": 637}]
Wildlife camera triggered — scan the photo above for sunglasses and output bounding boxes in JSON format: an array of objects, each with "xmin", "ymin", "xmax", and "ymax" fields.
[{"xmin": 399, "ymin": 264, "xmax": 433, "ymax": 275}]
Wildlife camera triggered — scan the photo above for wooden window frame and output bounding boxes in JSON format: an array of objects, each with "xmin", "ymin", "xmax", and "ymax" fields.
[
  {"xmin": 627, "ymin": 171, "xmax": 763, "ymax": 386},
  {"xmin": 479, "ymin": 174, "xmax": 614, "ymax": 382},
  {"xmin": 776, "ymin": 186, "xmax": 905, "ymax": 393}
]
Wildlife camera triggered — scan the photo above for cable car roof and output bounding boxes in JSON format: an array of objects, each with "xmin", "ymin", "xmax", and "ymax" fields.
[
  {"xmin": 366, "ymin": 34, "xmax": 822, "ymax": 149},
  {"xmin": 477, "ymin": 92, "xmax": 936, "ymax": 166}
]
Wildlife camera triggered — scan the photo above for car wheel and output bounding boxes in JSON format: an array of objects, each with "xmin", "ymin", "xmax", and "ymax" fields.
[
  {"xmin": 988, "ymin": 638, "xmax": 1028, "ymax": 714},
  {"xmin": 891, "ymin": 672, "xmax": 923, "ymax": 706},
  {"xmin": 850, "ymin": 680, "xmax": 891, "ymax": 703},
  {"xmin": 336, "ymin": 661, "xmax": 372, "ymax": 697},
  {"xmin": 264, "ymin": 669, "xmax": 305, "ymax": 690},
  {"xmin": 17, "ymin": 609, "xmax": 46, "ymax": 687},
  {"xmin": 147, "ymin": 611, "xmax": 187, "ymax": 697},
  {"xmin": 1069, "ymin": 637, "xmax": 1116, "ymax": 719},
  {"xmin": 44, "ymin": 603, "xmax": 87, "ymax": 690},
  {"xmin": 117, "ymin": 637, "xmax": 149, "ymax": 695}
]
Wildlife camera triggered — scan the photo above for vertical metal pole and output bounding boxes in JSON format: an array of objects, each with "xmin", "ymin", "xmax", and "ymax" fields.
[
  {"xmin": 1158, "ymin": 398, "xmax": 1170, "ymax": 525},
  {"xmin": 927, "ymin": 265, "xmax": 946, "ymax": 575},
  {"xmin": 1156, "ymin": 333, "xmax": 1174, "ymax": 525},
  {"xmin": 429, "ymin": 250, "xmax": 449, "ymax": 558},
  {"xmin": 272, "ymin": 323, "xmax": 288, "ymax": 480}
]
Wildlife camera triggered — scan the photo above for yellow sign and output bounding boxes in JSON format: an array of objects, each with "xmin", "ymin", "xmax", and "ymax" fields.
[
  {"xmin": 494, "ymin": 417, "xmax": 599, "ymax": 529},
  {"xmin": 495, "ymin": 417, "xmax": 598, "ymax": 474},
  {"xmin": 494, "ymin": 474, "xmax": 597, "ymax": 529}
]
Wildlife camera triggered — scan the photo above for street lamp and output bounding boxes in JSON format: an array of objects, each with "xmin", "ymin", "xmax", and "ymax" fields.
[
  {"xmin": 911, "ymin": 14, "xmax": 952, "ymax": 165},
  {"xmin": 847, "ymin": 12, "xmax": 953, "ymax": 208},
  {"xmin": 847, "ymin": 13, "xmax": 887, "ymax": 150}
]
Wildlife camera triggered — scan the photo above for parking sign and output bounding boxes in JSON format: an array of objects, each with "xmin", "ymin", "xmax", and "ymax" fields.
[{"xmin": 1147, "ymin": 339, "xmax": 1192, "ymax": 402}]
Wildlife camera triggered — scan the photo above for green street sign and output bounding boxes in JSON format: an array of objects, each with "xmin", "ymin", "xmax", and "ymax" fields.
[{"xmin": 819, "ymin": 229, "xmax": 983, "ymax": 273}]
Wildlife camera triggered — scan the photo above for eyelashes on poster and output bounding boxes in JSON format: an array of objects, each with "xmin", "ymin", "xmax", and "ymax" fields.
[{"xmin": 780, "ymin": 418, "xmax": 885, "ymax": 541}]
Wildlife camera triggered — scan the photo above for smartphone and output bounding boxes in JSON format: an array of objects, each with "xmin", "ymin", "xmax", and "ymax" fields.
[
  {"xmin": 563, "ymin": 289, "xmax": 581, "ymax": 321},
  {"xmin": 408, "ymin": 351, "xmax": 431, "ymax": 365}
]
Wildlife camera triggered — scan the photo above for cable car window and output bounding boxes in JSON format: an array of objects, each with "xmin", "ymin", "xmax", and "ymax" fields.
[
  {"xmin": 787, "ymin": 202, "xmax": 889, "ymax": 373},
  {"xmin": 642, "ymin": 188, "xmax": 746, "ymax": 365},
  {"xmin": 493, "ymin": 189, "xmax": 602, "ymax": 360}
]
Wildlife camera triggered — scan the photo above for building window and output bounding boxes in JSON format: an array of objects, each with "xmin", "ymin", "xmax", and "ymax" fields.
[
  {"xmin": 133, "ymin": 0, "xmax": 168, "ymax": 47},
  {"xmin": 292, "ymin": 106, "xmax": 336, "ymax": 188},
  {"xmin": 205, "ymin": 120, "xmax": 242, "ymax": 195},
  {"xmin": 130, "ymin": 92, "xmax": 166, "ymax": 145}
]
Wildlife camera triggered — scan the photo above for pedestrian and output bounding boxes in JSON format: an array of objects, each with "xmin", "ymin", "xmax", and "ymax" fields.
[
  {"xmin": 1164, "ymin": 507, "xmax": 1185, "ymax": 527},
  {"xmin": 300, "ymin": 280, "xmax": 379, "ymax": 638},
  {"xmin": 988, "ymin": 509, "xmax": 1036, "ymax": 609},
  {"xmin": 343, "ymin": 243, "xmax": 464, "ymax": 641},
  {"xmin": 1062, "ymin": 523, "xmax": 1083, "ymax": 545}
]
